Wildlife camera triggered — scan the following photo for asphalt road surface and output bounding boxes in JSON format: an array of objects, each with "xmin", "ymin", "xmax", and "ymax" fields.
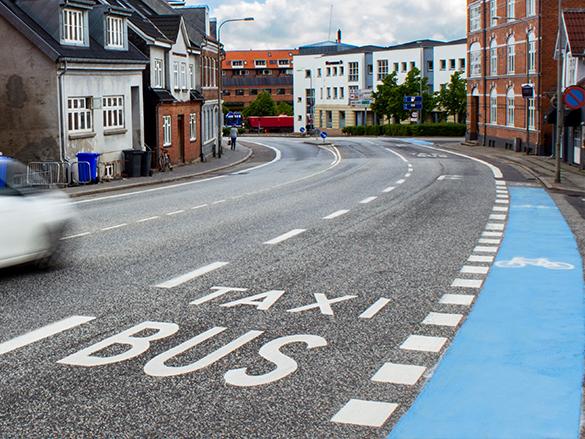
[{"xmin": 0, "ymin": 137, "xmax": 512, "ymax": 437}]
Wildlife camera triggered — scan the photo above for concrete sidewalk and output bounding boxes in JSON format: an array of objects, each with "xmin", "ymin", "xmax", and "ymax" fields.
[
  {"xmin": 64, "ymin": 144, "xmax": 253, "ymax": 198},
  {"xmin": 438, "ymin": 140, "xmax": 585, "ymax": 196}
]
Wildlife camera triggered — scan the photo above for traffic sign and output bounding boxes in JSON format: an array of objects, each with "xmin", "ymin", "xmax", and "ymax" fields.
[
  {"xmin": 403, "ymin": 103, "xmax": 423, "ymax": 110},
  {"xmin": 225, "ymin": 112, "xmax": 243, "ymax": 127},
  {"xmin": 563, "ymin": 86, "xmax": 585, "ymax": 110},
  {"xmin": 521, "ymin": 84, "xmax": 534, "ymax": 98},
  {"xmin": 404, "ymin": 96, "xmax": 422, "ymax": 103},
  {"xmin": 300, "ymin": 127, "xmax": 306, "ymax": 134},
  {"xmin": 320, "ymin": 131, "xmax": 328, "ymax": 139}
]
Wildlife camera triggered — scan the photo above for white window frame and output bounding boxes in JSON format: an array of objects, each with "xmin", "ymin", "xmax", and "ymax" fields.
[
  {"xmin": 180, "ymin": 62, "xmax": 187, "ymax": 90},
  {"xmin": 528, "ymin": 97, "xmax": 535, "ymax": 129},
  {"xmin": 67, "ymin": 97, "xmax": 93, "ymax": 133},
  {"xmin": 255, "ymin": 59, "xmax": 267, "ymax": 68},
  {"xmin": 506, "ymin": 88, "xmax": 515, "ymax": 127},
  {"xmin": 377, "ymin": 59, "xmax": 389, "ymax": 81},
  {"xmin": 490, "ymin": 88, "xmax": 498, "ymax": 124},
  {"xmin": 490, "ymin": 38, "xmax": 498, "ymax": 76},
  {"xmin": 507, "ymin": 36, "xmax": 515, "ymax": 73},
  {"xmin": 106, "ymin": 16, "xmax": 124, "ymax": 49},
  {"xmin": 231, "ymin": 60, "xmax": 244, "ymax": 68},
  {"xmin": 62, "ymin": 8, "xmax": 85, "ymax": 45},
  {"xmin": 163, "ymin": 115, "xmax": 172, "ymax": 146},
  {"xmin": 528, "ymin": 32, "xmax": 536, "ymax": 73},
  {"xmin": 189, "ymin": 113, "xmax": 197, "ymax": 141},
  {"xmin": 189, "ymin": 64, "xmax": 194, "ymax": 89},
  {"xmin": 102, "ymin": 95, "xmax": 124, "ymax": 130},
  {"xmin": 173, "ymin": 62, "xmax": 179, "ymax": 90},
  {"xmin": 340, "ymin": 87, "xmax": 345, "ymax": 99},
  {"xmin": 470, "ymin": 42, "xmax": 482, "ymax": 77},
  {"xmin": 507, "ymin": 0, "xmax": 515, "ymax": 19},
  {"xmin": 526, "ymin": 0, "xmax": 536, "ymax": 16},
  {"xmin": 470, "ymin": 4, "xmax": 481, "ymax": 32},
  {"xmin": 153, "ymin": 58, "xmax": 164, "ymax": 88},
  {"xmin": 490, "ymin": 0, "xmax": 498, "ymax": 27},
  {"xmin": 348, "ymin": 62, "xmax": 359, "ymax": 82}
]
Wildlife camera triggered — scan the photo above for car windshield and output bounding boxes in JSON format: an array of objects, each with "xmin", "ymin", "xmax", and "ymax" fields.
[{"xmin": 0, "ymin": 157, "xmax": 49, "ymax": 196}]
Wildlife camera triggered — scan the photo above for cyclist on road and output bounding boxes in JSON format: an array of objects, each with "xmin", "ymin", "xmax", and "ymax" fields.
[{"xmin": 230, "ymin": 127, "xmax": 238, "ymax": 151}]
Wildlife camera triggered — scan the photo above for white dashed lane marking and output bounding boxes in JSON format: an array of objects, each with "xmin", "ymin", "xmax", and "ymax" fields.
[
  {"xmin": 264, "ymin": 229, "xmax": 306, "ymax": 245},
  {"xmin": 422, "ymin": 312, "xmax": 463, "ymax": 327},
  {"xmin": 166, "ymin": 210, "xmax": 185, "ymax": 216},
  {"xmin": 323, "ymin": 210, "xmax": 350, "ymax": 220},
  {"xmin": 383, "ymin": 186, "xmax": 396, "ymax": 193},
  {"xmin": 137, "ymin": 216, "xmax": 160, "ymax": 223},
  {"xmin": 440, "ymin": 294, "xmax": 475, "ymax": 306},
  {"xmin": 359, "ymin": 298, "xmax": 391, "ymax": 319},
  {"xmin": 482, "ymin": 231, "xmax": 503, "ymax": 237},
  {"xmin": 371, "ymin": 363, "xmax": 426, "ymax": 385},
  {"xmin": 400, "ymin": 335, "xmax": 448, "ymax": 353},
  {"xmin": 331, "ymin": 399, "xmax": 398, "ymax": 427},
  {"xmin": 451, "ymin": 278, "xmax": 483, "ymax": 289},
  {"xmin": 468, "ymin": 254, "xmax": 495, "ymax": 263},
  {"xmin": 396, "ymin": 179, "xmax": 406, "ymax": 185},
  {"xmin": 479, "ymin": 238, "xmax": 501, "ymax": 245},
  {"xmin": 473, "ymin": 246, "xmax": 499, "ymax": 253},
  {"xmin": 61, "ymin": 232, "xmax": 91, "ymax": 240},
  {"xmin": 461, "ymin": 265, "xmax": 490, "ymax": 274},
  {"xmin": 155, "ymin": 262, "xmax": 229, "ymax": 289},
  {"xmin": 101, "ymin": 223, "xmax": 128, "ymax": 231},
  {"xmin": 192, "ymin": 204, "xmax": 208, "ymax": 210},
  {"xmin": 360, "ymin": 196, "xmax": 378, "ymax": 204}
]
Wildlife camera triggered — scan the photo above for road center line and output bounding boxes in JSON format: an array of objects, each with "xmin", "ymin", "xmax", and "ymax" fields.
[
  {"xmin": 192, "ymin": 204, "xmax": 208, "ymax": 210},
  {"xmin": 60, "ymin": 232, "xmax": 91, "ymax": 240},
  {"xmin": 264, "ymin": 229, "xmax": 306, "ymax": 245},
  {"xmin": 137, "ymin": 216, "xmax": 160, "ymax": 223},
  {"xmin": 155, "ymin": 262, "xmax": 230, "ymax": 289},
  {"xmin": 383, "ymin": 186, "xmax": 396, "ymax": 193},
  {"xmin": 166, "ymin": 210, "xmax": 185, "ymax": 216},
  {"xmin": 323, "ymin": 210, "xmax": 350, "ymax": 220},
  {"xmin": 360, "ymin": 196, "xmax": 378, "ymax": 204},
  {"xmin": 396, "ymin": 179, "xmax": 406, "ymax": 185},
  {"xmin": 0, "ymin": 316, "xmax": 95, "ymax": 356},
  {"xmin": 212, "ymin": 200, "xmax": 226, "ymax": 205},
  {"xmin": 101, "ymin": 223, "xmax": 128, "ymax": 231}
]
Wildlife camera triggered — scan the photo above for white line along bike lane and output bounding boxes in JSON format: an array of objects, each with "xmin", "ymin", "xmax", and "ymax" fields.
[{"xmin": 389, "ymin": 186, "xmax": 585, "ymax": 438}]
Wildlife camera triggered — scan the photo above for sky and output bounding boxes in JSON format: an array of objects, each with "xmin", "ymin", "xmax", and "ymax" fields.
[{"xmin": 189, "ymin": 0, "xmax": 467, "ymax": 50}]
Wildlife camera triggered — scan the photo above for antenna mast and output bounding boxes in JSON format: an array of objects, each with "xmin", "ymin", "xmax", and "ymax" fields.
[{"xmin": 327, "ymin": 5, "xmax": 333, "ymax": 41}]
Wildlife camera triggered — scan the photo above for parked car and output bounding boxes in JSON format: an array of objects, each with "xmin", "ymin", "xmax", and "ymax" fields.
[{"xmin": 0, "ymin": 157, "xmax": 76, "ymax": 269}]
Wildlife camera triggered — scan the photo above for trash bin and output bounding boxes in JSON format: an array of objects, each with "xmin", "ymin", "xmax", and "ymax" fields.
[
  {"xmin": 123, "ymin": 149, "xmax": 142, "ymax": 178},
  {"xmin": 0, "ymin": 156, "xmax": 9, "ymax": 188},
  {"xmin": 141, "ymin": 149, "xmax": 153, "ymax": 177},
  {"xmin": 77, "ymin": 152, "xmax": 100, "ymax": 183}
]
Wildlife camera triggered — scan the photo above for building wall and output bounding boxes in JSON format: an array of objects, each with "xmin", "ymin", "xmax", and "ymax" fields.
[
  {"xmin": 433, "ymin": 43, "xmax": 467, "ymax": 90},
  {"xmin": 62, "ymin": 67, "xmax": 145, "ymax": 167},
  {"xmin": 157, "ymin": 101, "xmax": 202, "ymax": 165},
  {"xmin": 0, "ymin": 14, "xmax": 60, "ymax": 162},
  {"xmin": 466, "ymin": 0, "xmax": 583, "ymax": 154}
]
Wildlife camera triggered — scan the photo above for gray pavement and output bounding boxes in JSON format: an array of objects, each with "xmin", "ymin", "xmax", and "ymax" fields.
[{"xmin": 0, "ymin": 137, "xmax": 544, "ymax": 437}]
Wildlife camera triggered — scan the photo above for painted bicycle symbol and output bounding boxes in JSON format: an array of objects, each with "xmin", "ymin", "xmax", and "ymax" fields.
[{"xmin": 495, "ymin": 257, "xmax": 575, "ymax": 270}]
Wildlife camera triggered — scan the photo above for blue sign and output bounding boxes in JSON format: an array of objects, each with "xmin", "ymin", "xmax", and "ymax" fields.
[
  {"xmin": 404, "ymin": 96, "xmax": 423, "ymax": 103},
  {"xmin": 320, "ymin": 131, "xmax": 328, "ymax": 139},
  {"xmin": 403, "ymin": 103, "xmax": 423, "ymax": 110},
  {"xmin": 225, "ymin": 111, "xmax": 243, "ymax": 127},
  {"xmin": 300, "ymin": 127, "xmax": 306, "ymax": 134}
]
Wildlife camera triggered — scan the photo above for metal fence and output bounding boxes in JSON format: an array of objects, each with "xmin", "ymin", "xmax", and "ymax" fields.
[{"xmin": 27, "ymin": 161, "xmax": 70, "ymax": 187}]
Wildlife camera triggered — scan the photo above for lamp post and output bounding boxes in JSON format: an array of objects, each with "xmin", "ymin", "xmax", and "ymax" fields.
[
  {"xmin": 555, "ymin": 0, "xmax": 563, "ymax": 183},
  {"xmin": 216, "ymin": 17, "xmax": 254, "ymax": 159},
  {"xmin": 416, "ymin": 40, "xmax": 424, "ymax": 124}
]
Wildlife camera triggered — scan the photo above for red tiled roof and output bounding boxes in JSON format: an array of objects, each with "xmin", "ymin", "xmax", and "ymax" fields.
[
  {"xmin": 223, "ymin": 49, "xmax": 299, "ymax": 69},
  {"xmin": 565, "ymin": 10, "xmax": 585, "ymax": 56}
]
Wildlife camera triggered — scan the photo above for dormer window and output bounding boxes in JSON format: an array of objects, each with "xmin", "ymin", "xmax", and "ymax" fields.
[
  {"xmin": 106, "ymin": 16, "xmax": 125, "ymax": 49},
  {"xmin": 62, "ymin": 8, "xmax": 86, "ymax": 45},
  {"xmin": 255, "ymin": 60, "xmax": 267, "ymax": 68}
]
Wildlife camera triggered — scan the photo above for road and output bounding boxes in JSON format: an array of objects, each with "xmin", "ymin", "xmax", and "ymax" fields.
[{"xmin": 0, "ymin": 137, "xmax": 582, "ymax": 438}]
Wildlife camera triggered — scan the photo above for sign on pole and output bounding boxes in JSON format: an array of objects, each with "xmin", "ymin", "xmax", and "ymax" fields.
[
  {"xmin": 563, "ymin": 86, "xmax": 585, "ymax": 110},
  {"xmin": 521, "ymin": 84, "xmax": 534, "ymax": 98}
]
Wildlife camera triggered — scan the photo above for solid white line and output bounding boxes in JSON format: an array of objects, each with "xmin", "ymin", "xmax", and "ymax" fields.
[
  {"xmin": 383, "ymin": 186, "xmax": 396, "ymax": 193},
  {"xmin": 264, "ymin": 229, "xmax": 306, "ymax": 245},
  {"xmin": 137, "ymin": 216, "xmax": 160, "ymax": 223},
  {"xmin": 360, "ymin": 196, "xmax": 378, "ymax": 204},
  {"xmin": 396, "ymin": 179, "xmax": 406, "ymax": 185},
  {"xmin": 461, "ymin": 265, "xmax": 490, "ymax": 274},
  {"xmin": 0, "ymin": 316, "xmax": 95, "ymax": 356},
  {"xmin": 359, "ymin": 298, "xmax": 391, "ymax": 319},
  {"xmin": 192, "ymin": 204, "xmax": 208, "ymax": 210},
  {"xmin": 101, "ymin": 223, "xmax": 128, "ymax": 231},
  {"xmin": 156, "ymin": 262, "xmax": 229, "ymax": 289},
  {"xmin": 323, "ymin": 210, "xmax": 350, "ymax": 220},
  {"xmin": 74, "ymin": 176, "xmax": 226, "ymax": 204},
  {"xmin": 60, "ymin": 232, "xmax": 91, "ymax": 240},
  {"xmin": 231, "ymin": 142, "xmax": 282, "ymax": 174},
  {"xmin": 166, "ymin": 210, "xmax": 185, "ymax": 216},
  {"xmin": 384, "ymin": 147, "xmax": 409, "ymax": 163}
]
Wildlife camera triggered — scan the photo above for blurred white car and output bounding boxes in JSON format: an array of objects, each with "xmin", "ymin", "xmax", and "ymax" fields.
[{"xmin": 0, "ymin": 157, "xmax": 76, "ymax": 269}]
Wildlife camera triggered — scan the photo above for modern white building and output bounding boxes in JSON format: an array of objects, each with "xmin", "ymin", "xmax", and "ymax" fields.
[{"xmin": 293, "ymin": 38, "xmax": 467, "ymax": 134}]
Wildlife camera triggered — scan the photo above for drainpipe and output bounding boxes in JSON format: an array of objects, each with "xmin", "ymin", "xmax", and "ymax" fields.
[{"xmin": 57, "ymin": 60, "xmax": 68, "ymax": 163}]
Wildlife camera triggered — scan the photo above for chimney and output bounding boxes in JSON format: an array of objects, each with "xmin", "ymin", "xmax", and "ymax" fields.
[{"xmin": 337, "ymin": 29, "xmax": 342, "ymax": 43}]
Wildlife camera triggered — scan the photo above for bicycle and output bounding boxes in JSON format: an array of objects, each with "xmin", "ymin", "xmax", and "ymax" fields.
[{"xmin": 159, "ymin": 148, "xmax": 173, "ymax": 172}]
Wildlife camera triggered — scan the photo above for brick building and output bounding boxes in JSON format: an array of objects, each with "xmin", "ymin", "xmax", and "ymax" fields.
[
  {"xmin": 466, "ymin": 0, "xmax": 582, "ymax": 155},
  {"xmin": 222, "ymin": 49, "xmax": 298, "ymax": 111}
]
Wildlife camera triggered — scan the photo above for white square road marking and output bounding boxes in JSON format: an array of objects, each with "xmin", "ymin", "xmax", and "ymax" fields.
[
  {"xmin": 473, "ymin": 246, "xmax": 499, "ymax": 253},
  {"xmin": 461, "ymin": 265, "xmax": 490, "ymax": 274},
  {"xmin": 493, "ymin": 206, "xmax": 509, "ymax": 212},
  {"xmin": 496, "ymin": 189, "xmax": 509, "ymax": 194},
  {"xmin": 495, "ymin": 180, "xmax": 507, "ymax": 186},
  {"xmin": 422, "ymin": 312, "xmax": 464, "ymax": 327},
  {"xmin": 400, "ymin": 335, "xmax": 448, "ymax": 353},
  {"xmin": 452, "ymin": 278, "xmax": 483, "ymax": 289},
  {"xmin": 486, "ymin": 223, "xmax": 505, "ymax": 231},
  {"xmin": 489, "ymin": 214, "xmax": 507, "ymax": 221},
  {"xmin": 468, "ymin": 254, "xmax": 495, "ymax": 263},
  {"xmin": 371, "ymin": 363, "xmax": 426, "ymax": 385},
  {"xmin": 482, "ymin": 231, "xmax": 503, "ymax": 237},
  {"xmin": 496, "ymin": 194, "xmax": 509, "ymax": 199},
  {"xmin": 440, "ymin": 294, "xmax": 475, "ymax": 306},
  {"xmin": 331, "ymin": 399, "xmax": 398, "ymax": 427},
  {"xmin": 495, "ymin": 199, "xmax": 510, "ymax": 204},
  {"xmin": 479, "ymin": 238, "xmax": 501, "ymax": 245}
]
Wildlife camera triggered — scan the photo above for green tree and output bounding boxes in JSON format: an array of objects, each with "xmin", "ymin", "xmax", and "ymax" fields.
[
  {"xmin": 275, "ymin": 101, "xmax": 293, "ymax": 116},
  {"xmin": 242, "ymin": 92, "xmax": 276, "ymax": 117},
  {"xmin": 400, "ymin": 68, "xmax": 436, "ymax": 121},
  {"xmin": 436, "ymin": 71, "xmax": 467, "ymax": 123}
]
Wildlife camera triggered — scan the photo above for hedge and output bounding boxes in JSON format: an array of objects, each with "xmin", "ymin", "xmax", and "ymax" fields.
[{"xmin": 342, "ymin": 123, "xmax": 466, "ymax": 137}]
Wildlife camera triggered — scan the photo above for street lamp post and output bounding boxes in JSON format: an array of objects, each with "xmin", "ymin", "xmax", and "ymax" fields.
[
  {"xmin": 416, "ymin": 40, "xmax": 423, "ymax": 124},
  {"xmin": 216, "ymin": 17, "xmax": 254, "ymax": 159},
  {"xmin": 555, "ymin": 0, "xmax": 563, "ymax": 183}
]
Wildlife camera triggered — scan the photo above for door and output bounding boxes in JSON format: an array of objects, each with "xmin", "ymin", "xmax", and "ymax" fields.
[
  {"xmin": 177, "ymin": 114, "xmax": 185, "ymax": 163},
  {"xmin": 469, "ymin": 96, "xmax": 480, "ymax": 141},
  {"xmin": 131, "ymin": 86, "xmax": 141, "ymax": 149}
]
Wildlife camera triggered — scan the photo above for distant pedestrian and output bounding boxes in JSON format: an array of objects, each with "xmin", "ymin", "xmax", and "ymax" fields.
[{"xmin": 230, "ymin": 127, "xmax": 238, "ymax": 150}]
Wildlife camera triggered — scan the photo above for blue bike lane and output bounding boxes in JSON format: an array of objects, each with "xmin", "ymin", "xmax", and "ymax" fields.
[{"xmin": 390, "ymin": 187, "xmax": 585, "ymax": 438}]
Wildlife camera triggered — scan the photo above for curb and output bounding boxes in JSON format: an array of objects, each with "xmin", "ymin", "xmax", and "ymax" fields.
[{"xmin": 66, "ymin": 147, "xmax": 254, "ymax": 199}]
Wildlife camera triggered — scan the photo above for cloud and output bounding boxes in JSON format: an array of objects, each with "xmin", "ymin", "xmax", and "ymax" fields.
[{"xmin": 192, "ymin": 0, "xmax": 467, "ymax": 50}]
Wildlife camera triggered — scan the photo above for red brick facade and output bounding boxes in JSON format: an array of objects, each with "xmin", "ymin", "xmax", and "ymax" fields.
[
  {"xmin": 157, "ymin": 101, "xmax": 202, "ymax": 165},
  {"xmin": 466, "ymin": 0, "xmax": 582, "ymax": 154}
]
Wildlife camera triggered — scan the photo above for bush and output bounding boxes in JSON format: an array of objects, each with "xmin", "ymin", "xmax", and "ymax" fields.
[{"xmin": 342, "ymin": 123, "xmax": 465, "ymax": 137}]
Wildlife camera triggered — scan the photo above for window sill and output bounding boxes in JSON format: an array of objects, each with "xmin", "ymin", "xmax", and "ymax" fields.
[
  {"xmin": 69, "ymin": 131, "xmax": 96, "ymax": 140},
  {"xmin": 104, "ymin": 128, "xmax": 127, "ymax": 136}
]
